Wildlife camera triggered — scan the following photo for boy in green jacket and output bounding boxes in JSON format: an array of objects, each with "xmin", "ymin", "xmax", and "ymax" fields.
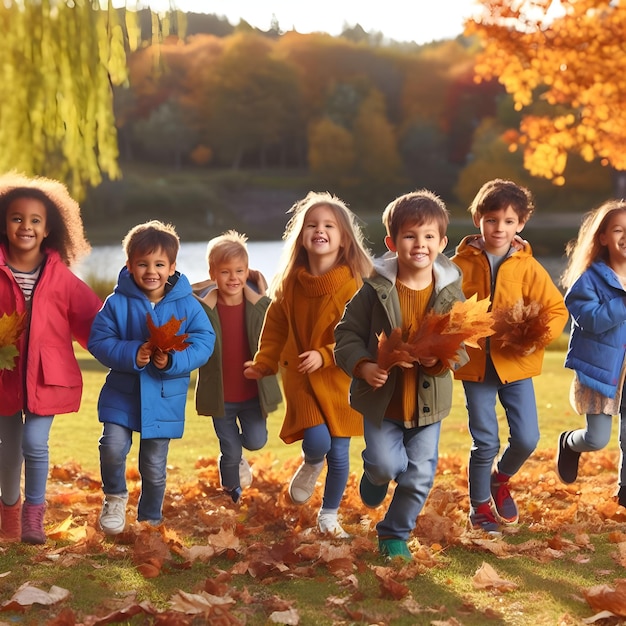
[
  {"xmin": 193, "ymin": 230, "xmax": 282, "ymax": 503},
  {"xmin": 334, "ymin": 189, "xmax": 467, "ymax": 560}
]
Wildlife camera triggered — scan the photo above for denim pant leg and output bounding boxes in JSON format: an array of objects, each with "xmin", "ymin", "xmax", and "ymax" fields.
[
  {"xmin": 213, "ymin": 399, "xmax": 268, "ymax": 489},
  {"xmin": 22, "ymin": 412, "xmax": 54, "ymax": 505},
  {"xmin": 137, "ymin": 437, "xmax": 170, "ymax": 522},
  {"xmin": 322, "ymin": 437, "xmax": 350, "ymax": 510},
  {"xmin": 99, "ymin": 422, "xmax": 132, "ymax": 497},
  {"xmin": 370, "ymin": 420, "xmax": 441, "ymax": 541},
  {"xmin": 302, "ymin": 423, "xmax": 331, "ymax": 465},
  {"xmin": 0, "ymin": 412, "xmax": 23, "ymax": 505},
  {"xmin": 619, "ymin": 408, "xmax": 626, "ymax": 488},
  {"xmin": 463, "ymin": 373, "xmax": 500, "ymax": 506},
  {"xmin": 569, "ymin": 414, "xmax": 612, "ymax": 452},
  {"xmin": 496, "ymin": 377, "xmax": 540, "ymax": 477}
]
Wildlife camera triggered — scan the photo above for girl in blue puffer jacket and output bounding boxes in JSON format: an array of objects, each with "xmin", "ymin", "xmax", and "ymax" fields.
[{"xmin": 556, "ymin": 199, "xmax": 626, "ymax": 507}]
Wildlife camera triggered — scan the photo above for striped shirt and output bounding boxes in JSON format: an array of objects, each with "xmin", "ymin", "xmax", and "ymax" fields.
[{"xmin": 9, "ymin": 264, "xmax": 42, "ymax": 301}]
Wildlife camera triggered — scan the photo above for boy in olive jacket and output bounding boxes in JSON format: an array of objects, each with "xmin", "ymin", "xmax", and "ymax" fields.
[
  {"xmin": 193, "ymin": 231, "xmax": 282, "ymax": 503},
  {"xmin": 335, "ymin": 189, "xmax": 467, "ymax": 560}
]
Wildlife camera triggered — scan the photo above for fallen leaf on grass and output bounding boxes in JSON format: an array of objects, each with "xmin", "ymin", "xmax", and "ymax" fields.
[
  {"xmin": 169, "ymin": 589, "xmax": 235, "ymax": 613},
  {"xmin": 269, "ymin": 608, "xmax": 299, "ymax": 624},
  {"xmin": 1, "ymin": 582, "xmax": 70, "ymax": 610},
  {"xmin": 584, "ymin": 578, "xmax": 626, "ymax": 616},
  {"xmin": 472, "ymin": 562, "xmax": 518, "ymax": 591}
]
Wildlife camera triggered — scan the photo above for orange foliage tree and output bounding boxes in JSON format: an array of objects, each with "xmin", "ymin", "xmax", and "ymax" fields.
[{"xmin": 467, "ymin": 0, "xmax": 626, "ymax": 188}]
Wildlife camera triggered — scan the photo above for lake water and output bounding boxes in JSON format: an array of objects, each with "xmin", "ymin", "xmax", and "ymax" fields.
[
  {"xmin": 74, "ymin": 240, "xmax": 566, "ymax": 288},
  {"xmin": 74, "ymin": 240, "xmax": 286, "ymax": 286}
]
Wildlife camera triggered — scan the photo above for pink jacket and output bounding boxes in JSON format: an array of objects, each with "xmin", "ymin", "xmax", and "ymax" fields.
[{"xmin": 0, "ymin": 245, "xmax": 102, "ymax": 416}]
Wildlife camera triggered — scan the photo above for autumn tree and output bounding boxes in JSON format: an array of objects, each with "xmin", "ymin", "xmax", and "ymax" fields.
[
  {"xmin": 0, "ymin": 0, "xmax": 129, "ymax": 198},
  {"xmin": 468, "ymin": 0, "xmax": 626, "ymax": 192},
  {"xmin": 308, "ymin": 118, "xmax": 356, "ymax": 188}
]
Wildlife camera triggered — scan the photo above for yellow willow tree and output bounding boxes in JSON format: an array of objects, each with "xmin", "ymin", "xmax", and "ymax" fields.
[
  {"xmin": 467, "ymin": 0, "xmax": 626, "ymax": 190},
  {"xmin": 0, "ymin": 0, "xmax": 131, "ymax": 198}
]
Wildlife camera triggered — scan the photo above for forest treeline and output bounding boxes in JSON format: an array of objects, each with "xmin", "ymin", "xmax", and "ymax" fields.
[{"xmin": 108, "ymin": 9, "xmax": 612, "ymax": 215}]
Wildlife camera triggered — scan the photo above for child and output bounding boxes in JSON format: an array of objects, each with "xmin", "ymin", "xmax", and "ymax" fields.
[
  {"xmin": 193, "ymin": 230, "xmax": 282, "ymax": 503},
  {"xmin": 556, "ymin": 200, "xmax": 626, "ymax": 505},
  {"xmin": 0, "ymin": 172, "xmax": 103, "ymax": 544},
  {"xmin": 452, "ymin": 179, "xmax": 568, "ymax": 533},
  {"xmin": 88, "ymin": 220, "xmax": 215, "ymax": 535},
  {"xmin": 244, "ymin": 191, "xmax": 372, "ymax": 538},
  {"xmin": 335, "ymin": 189, "xmax": 466, "ymax": 560}
]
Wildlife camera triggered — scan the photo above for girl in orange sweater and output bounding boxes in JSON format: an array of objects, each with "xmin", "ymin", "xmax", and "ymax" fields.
[{"xmin": 244, "ymin": 191, "xmax": 372, "ymax": 537}]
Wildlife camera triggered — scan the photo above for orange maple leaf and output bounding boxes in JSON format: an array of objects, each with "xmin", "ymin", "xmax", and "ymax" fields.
[
  {"xmin": 0, "ymin": 311, "xmax": 27, "ymax": 347},
  {"xmin": 146, "ymin": 314, "xmax": 189, "ymax": 352},
  {"xmin": 447, "ymin": 294, "xmax": 496, "ymax": 348},
  {"xmin": 406, "ymin": 312, "xmax": 467, "ymax": 365},
  {"xmin": 491, "ymin": 299, "xmax": 551, "ymax": 355},
  {"xmin": 376, "ymin": 328, "xmax": 417, "ymax": 372}
]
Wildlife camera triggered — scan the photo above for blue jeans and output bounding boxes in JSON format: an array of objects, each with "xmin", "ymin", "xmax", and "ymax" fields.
[
  {"xmin": 569, "ymin": 408, "xmax": 626, "ymax": 486},
  {"xmin": 363, "ymin": 417, "xmax": 441, "ymax": 541},
  {"xmin": 0, "ymin": 412, "xmax": 24, "ymax": 505},
  {"xmin": 212, "ymin": 399, "xmax": 268, "ymax": 489},
  {"xmin": 463, "ymin": 358, "xmax": 540, "ymax": 506},
  {"xmin": 301, "ymin": 423, "xmax": 350, "ymax": 510},
  {"xmin": 99, "ymin": 422, "xmax": 170, "ymax": 522}
]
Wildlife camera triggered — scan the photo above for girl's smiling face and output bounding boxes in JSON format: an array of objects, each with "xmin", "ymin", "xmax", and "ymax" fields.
[
  {"xmin": 600, "ymin": 210, "xmax": 626, "ymax": 269},
  {"xmin": 301, "ymin": 204, "xmax": 343, "ymax": 262},
  {"xmin": 5, "ymin": 197, "xmax": 49, "ymax": 256}
]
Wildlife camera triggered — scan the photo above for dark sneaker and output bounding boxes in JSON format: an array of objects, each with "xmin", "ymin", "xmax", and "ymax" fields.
[
  {"xmin": 359, "ymin": 473, "xmax": 388, "ymax": 509},
  {"xmin": 490, "ymin": 473, "xmax": 519, "ymax": 524},
  {"xmin": 556, "ymin": 431, "xmax": 580, "ymax": 484},
  {"xmin": 225, "ymin": 486, "xmax": 242, "ymax": 504},
  {"xmin": 469, "ymin": 502, "xmax": 501, "ymax": 535},
  {"xmin": 378, "ymin": 538, "xmax": 412, "ymax": 561}
]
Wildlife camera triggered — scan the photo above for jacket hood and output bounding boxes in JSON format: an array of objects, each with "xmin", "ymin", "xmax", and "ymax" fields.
[
  {"xmin": 371, "ymin": 251, "xmax": 462, "ymax": 291},
  {"xmin": 114, "ymin": 266, "xmax": 192, "ymax": 301}
]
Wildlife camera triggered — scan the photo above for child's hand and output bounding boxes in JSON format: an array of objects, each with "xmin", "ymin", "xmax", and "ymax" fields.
[
  {"xmin": 359, "ymin": 361, "xmax": 389, "ymax": 389},
  {"xmin": 136, "ymin": 342, "xmax": 152, "ymax": 367},
  {"xmin": 152, "ymin": 348, "xmax": 169, "ymax": 370},
  {"xmin": 298, "ymin": 350, "xmax": 322, "ymax": 374},
  {"xmin": 243, "ymin": 361, "xmax": 263, "ymax": 379}
]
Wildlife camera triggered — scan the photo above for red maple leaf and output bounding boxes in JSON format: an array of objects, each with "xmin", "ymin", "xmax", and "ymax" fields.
[{"xmin": 146, "ymin": 314, "xmax": 189, "ymax": 352}]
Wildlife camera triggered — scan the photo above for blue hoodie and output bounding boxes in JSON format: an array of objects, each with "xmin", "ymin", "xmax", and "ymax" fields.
[{"xmin": 88, "ymin": 267, "xmax": 215, "ymax": 438}]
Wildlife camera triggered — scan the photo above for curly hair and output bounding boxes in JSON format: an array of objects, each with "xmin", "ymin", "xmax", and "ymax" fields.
[{"xmin": 0, "ymin": 172, "xmax": 90, "ymax": 266}]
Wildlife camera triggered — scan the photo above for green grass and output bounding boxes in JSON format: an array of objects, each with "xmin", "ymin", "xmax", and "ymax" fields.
[{"xmin": 8, "ymin": 341, "xmax": 622, "ymax": 625}]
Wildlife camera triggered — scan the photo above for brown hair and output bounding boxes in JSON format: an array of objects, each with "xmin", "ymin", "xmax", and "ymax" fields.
[
  {"xmin": 382, "ymin": 189, "xmax": 449, "ymax": 244},
  {"xmin": 468, "ymin": 178, "xmax": 535, "ymax": 223},
  {"xmin": 122, "ymin": 220, "xmax": 179, "ymax": 264}
]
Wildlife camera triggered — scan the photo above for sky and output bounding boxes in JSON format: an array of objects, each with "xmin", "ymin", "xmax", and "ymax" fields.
[{"xmin": 137, "ymin": 0, "xmax": 482, "ymax": 44}]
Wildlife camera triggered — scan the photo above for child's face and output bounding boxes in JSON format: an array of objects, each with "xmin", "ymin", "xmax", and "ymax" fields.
[
  {"xmin": 301, "ymin": 205, "xmax": 342, "ymax": 263},
  {"xmin": 5, "ymin": 197, "xmax": 49, "ymax": 256},
  {"xmin": 474, "ymin": 205, "xmax": 524, "ymax": 256},
  {"xmin": 209, "ymin": 257, "xmax": 249, "ymax": 301},
  {"xmin": 126, "ymin": 247, "xmax": 176, "ymax": 303},
  {"xmin": 385, "ymin": 219, "xmax": 447, "ymax": 277},
  {"xmin": 600, "ymin": 211, "xmax": 626, "ymax": 268}
]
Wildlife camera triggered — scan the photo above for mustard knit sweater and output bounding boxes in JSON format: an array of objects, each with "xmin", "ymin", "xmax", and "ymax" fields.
[{"xmin": 254, "ymin": 264, "xmax": 363, "ymax": 443}]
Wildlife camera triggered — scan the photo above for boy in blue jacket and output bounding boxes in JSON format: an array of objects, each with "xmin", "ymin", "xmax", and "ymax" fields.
[{"xmin": 88, "ymin": 220, "xmax": 215, "ymax": 535}]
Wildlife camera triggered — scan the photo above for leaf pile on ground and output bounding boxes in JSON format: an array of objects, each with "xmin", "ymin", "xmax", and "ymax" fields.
[{"xmin": 5, "ymin": 449, "xmax": 626, "ymax": 625}]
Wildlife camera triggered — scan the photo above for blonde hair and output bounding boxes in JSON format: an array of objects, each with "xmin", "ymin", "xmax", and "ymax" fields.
[
  {"xmin": 561, "ymin": 199, "xmax": 626, "ymax": 289},
  {"xmin": 271, "ymin": 191, "xmax": 373, "ymax": 297},
  {"xmin": 207, "ymin": 230, "xmax": 249, "ymax": 272},
  {"xmin": 0, "ymin": 171, "xmax": 91, "ymax": 266}
]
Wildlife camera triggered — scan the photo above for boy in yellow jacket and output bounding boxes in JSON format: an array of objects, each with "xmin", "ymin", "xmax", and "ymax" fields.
[{"xmin": 452, "ymin": 179, "xmax": 568, "ymax": 534}]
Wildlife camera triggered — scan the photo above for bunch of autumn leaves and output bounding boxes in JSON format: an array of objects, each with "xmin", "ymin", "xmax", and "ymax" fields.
[
  {"xmin": 0, "ymin": 312, "xmax": 189, "ymax": 372},
  {"xmin": 377, "ymin": 295, "xmax": 553, "ymax": 371}
]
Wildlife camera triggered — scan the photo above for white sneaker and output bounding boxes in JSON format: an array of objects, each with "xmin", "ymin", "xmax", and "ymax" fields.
[
  {"xmin": 317, "ymin": 512, "xmax": 350, "ymax": 538},
  {"xmin": 239, "ymin": 458, "xmax": 253, "ymax": 489},
  {"xmin": 99, "ymin": 494, "xmax": 128, "ymax": 536},
  {"xmin": 288, "ymin": 460, "xmax": 324, "ymax": 504}
]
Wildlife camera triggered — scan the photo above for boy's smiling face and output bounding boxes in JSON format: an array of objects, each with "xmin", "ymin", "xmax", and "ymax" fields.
[
  {"xmin": 210, "ymin": 256, "xmax": 248, "ymax": 304},
  {"xmin": 385, "ymin": 219, "xmax": 447, "ymax": 284},
  {"xmin": 474, "ymin": 204, "xmax": 524, "ymax": 256},
  {"xmin": 126, "ymin": 247, "xmax": 176, "ymax": 303}
]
